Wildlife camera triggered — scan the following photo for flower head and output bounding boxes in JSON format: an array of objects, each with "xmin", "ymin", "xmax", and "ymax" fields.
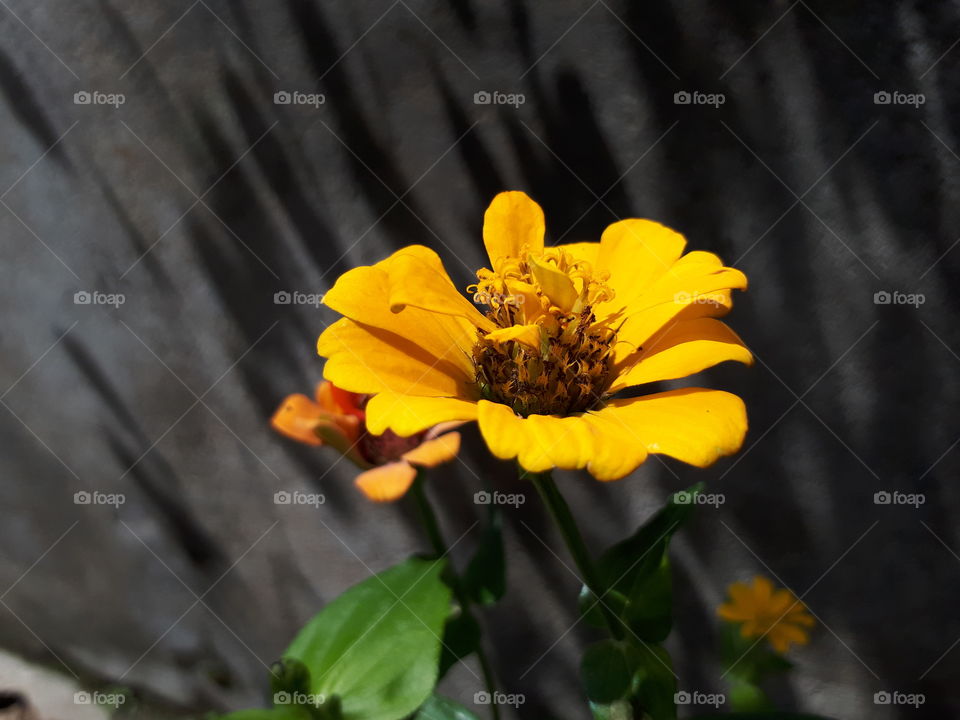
[
  {"xmin": 318, "ymin": 191, "xmax": 751, "ymax": 481},
  {"xmin": 271, "ymin": 381, "xmax": 461, "ymax": 501},
  {"xmin": 718, "ymin": 576, "xmax": 815, "ymax": 653}
]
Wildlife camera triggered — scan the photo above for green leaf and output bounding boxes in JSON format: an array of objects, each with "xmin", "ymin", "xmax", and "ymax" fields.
[
  {"xmin": 270, "ymin": 658, "xmax": 312, "ymax": 699},
  {"xmin": 220, "ymin": 710, "xmax": 315, "ymax": 720},
  {"xmin": 578, "ymin": 585, "xmax": 629, "ymax": 630},
  {"xmin": 620, "ymin": 557, "xmax": 672, "ymax": 643},
  {"xmin": 438, "ymin": 611, "xmax": 481, "ymax": 678},
  {"xmin": 463, "ymin": 509, "xmax": 506, "ymax": 605},
  {"xmin": 581, "ymin": 640, "xmax": 633, "ymax": 704},
  {"xmin": 413, "ymin": 695, "xmax": 481, "ymax": 720},
  {"xmin": 587, "ymin": 700, "xmax": 633, "ymax": 720},
  {"xmin": 284, "ymin": 558, "xmax": 452, "ymax": 720},
  {"xmin": 600, "ymin": 483, "xmax": 701, "ymax": 582},
  {"xmin": 728, "ymin": 679, "xmax": 774, "ymax": 713},
  {"xmin": 630, "ymin": 644, "xmax": 677, "ymax": 720},
  {"xmin": 580, "ymin": 485, "xmax": 701, "ymax": 640}
]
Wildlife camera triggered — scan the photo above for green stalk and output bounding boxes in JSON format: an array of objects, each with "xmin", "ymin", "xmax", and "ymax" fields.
[
  {"xmin": 410, "ymin": 476, "xmax": 501, "ymax": 720},
  {"xmin": 530, "ymin": 471, "xmax": 623, "ymax": 640}
]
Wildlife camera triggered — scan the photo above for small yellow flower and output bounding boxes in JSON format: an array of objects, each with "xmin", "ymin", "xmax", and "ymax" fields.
[
  {"xmin": 718, "ymin": 576, "xmax": 815, "ymax": 653},
  {"xmin": 272, "ymin": 381, "xmax": 461, "ymax": 502},
  {"xmin": 318, "ymin": 191, "xmax": 751, "ymax": 481}
]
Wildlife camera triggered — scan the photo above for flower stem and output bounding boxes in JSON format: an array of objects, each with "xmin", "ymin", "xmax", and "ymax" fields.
[
  {"xmin": 410, "ymin": 475, "xmax": 501, "ymax": 720},
  {"xmin": 411, "ymin": 474, "xmax": 446, "ymax": 559},
  {"xmin": 530, "ymin": 471, "xmax": 623, "ymax": 640}
]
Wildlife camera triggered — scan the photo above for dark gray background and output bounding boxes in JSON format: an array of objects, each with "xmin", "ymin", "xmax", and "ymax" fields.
[{"xmin": 1, "ymin": 1, "xmax": 957, "ymax": 718}]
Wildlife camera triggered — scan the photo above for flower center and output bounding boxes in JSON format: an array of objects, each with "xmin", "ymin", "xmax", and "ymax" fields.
[
  {"xmin": 468, "ymin": 249, "xmax": 617, "ymax": 417},
  {"xmin": 360, "ymin": 428, "xmax": 426, "ymax": 465},
  {"xmin": 347, "ymin": 394, "xmax": 426, "ymax": 465}
]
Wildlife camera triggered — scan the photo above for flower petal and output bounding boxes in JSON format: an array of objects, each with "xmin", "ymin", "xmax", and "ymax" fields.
[
  {"xmin": 595, "ymin": 219, "xmax": 687, "ymax": 314},
  {"xmin": 355, "ymin": 461, "xmax": 418, "ymax": 502},
  {"xmin": 319, "ymin": 318, "xmax": 472, "ymax": 397},
  {"xmin": 591, "ymin": 388, "xmax": 748, "ymax": 468},
  {"xmin": 726, "ymin": 581, "xmax": 757, "ymax": 614},
  {"xmin": 402, "ymin": 432, "xmax": 461, "ymax": 468},
  {"xmin": 483, "ymin": 191, "xmax": 545, "ymax": 270},
  {"xmin": 612, "ymin": 318, "xmax": 753, "ymax": 390},
  {"xmin": 612, "ymin": 252, "xmax": 748, "ymax": 360},
  {"xmin": 476, "ymin": 401, "xmax": 595, "ymax": 473},
  {"xmin": 385, "ymin": 245, "xmax": 495, "ymax": 332},
  {"xmin": 317, "ymin": 381, "xmax": 366, "ymax": 419},
  {"xmin": 529, "ymin": 254, "xmax": 579, "ymax": 312},
  {"xmin": 271, "ymin": 393, "xmax": 364, "ymax": 464},
  {"xmin": 556, "ymin": 241, "xmax": 600, "ymax": 268},
  {"xmin": 718, "ymin": 603, "xmax": 754, "ymax": 623},
  {"xmin": 752, "ymin": 575, "xmax": 774, "ymax": 605},
  {"xmin": 769, "ymin": 623, "xmax": 809, "ymax": 652},
  {"xmin": 578, "ymin": 412, "xmax": 650, "ymax": 481},
  {"xmin": 475, "ymin": 391, "xmax": 745, "ymax": 481},
  {"xmin": 366, "ymin": 393, "xmax": 479, "ymax": 436},
  {"xmin": 271, "ymin": 394, "xmax": 327, "ymax": 446},
  {"xmin": 486, "ymin": 323, "xmax": 542, "ymax": 349},
  {"xmin": 321, "ymin": 250, "xmax": 480, "ymax": 371}
]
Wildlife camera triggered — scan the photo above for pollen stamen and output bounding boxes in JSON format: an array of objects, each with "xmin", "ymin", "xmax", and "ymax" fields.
[{"xmin": 469, "ymin": 252, "xmax": 618, "ymax": 416}]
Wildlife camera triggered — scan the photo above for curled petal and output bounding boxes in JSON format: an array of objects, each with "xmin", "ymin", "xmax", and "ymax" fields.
[{"xmin": 355, "ymin": 461, "xmax": 418, "ymax": 502}]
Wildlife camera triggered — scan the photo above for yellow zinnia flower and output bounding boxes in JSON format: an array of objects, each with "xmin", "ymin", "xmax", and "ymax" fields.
[
  {"xmin": 317, "ymin": 191, "xmax": 751, "ymax": 481},
  {"xmin": 272, "ymin": 381, "xmax": 461, "ymax": 501},
  {"xmin": 718, "ymin": 576, "xmax": 816, "ymax": 653}
]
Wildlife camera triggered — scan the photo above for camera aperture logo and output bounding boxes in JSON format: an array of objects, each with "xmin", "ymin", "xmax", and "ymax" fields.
[
  {"xmin": 674, "ymin": 90, "xmax": 725, "ymax": 108},
  {"xmin": 474, "ymin": 691, "xmax": 525, "ymax": 707},
  {"xmin": 474, "ymin": 490, "xmax": 525, "ymax": 508},
  {"xmin": 874, "ymin": 91, "xmax": 924, "ymax": 108},
  {"xmin": 74, "ymin": 290, "xmax": 125, "ymax": 308},
  {"xmin": 74, "ymin": 691, "xmax": 126, "ymax": 707},
  {"xmin": 74, "ymin": 490, "xmax": 125, "ymax": 508},
  {"xmin": 74, "ymin": 90, "xmax": 125, "ymax": 108},
  {"xmin": 674, "ymin": 691, "xmax": 725, "ymax": 708},
  {"xmin": 274, "ymin": 91, "xmax": 325, "ymax": 108},
  {"xmin": 474, "ymin": 90, "xmax": 525, "ymax": 108},
  {"xmin": 874, "ymin": 691, "xmax": 924, "ymax": 707},
  {"xmin": 874, "ymin": 490, "xmax": 924, "ymax": 508},
  {"xmin": 275, "ymin": 691, "xmax": 326, "ymax": 706},
  {"xmin": 275, "ymin": 490, "xmax": 326, "ymax": 508},
  {"xmin": 674, "ymin": 490, "xmax": 724, "ymax": 508},
  {"xmin": 274, "ymin": 290, "xmax": 323, "ymax": 307}
]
